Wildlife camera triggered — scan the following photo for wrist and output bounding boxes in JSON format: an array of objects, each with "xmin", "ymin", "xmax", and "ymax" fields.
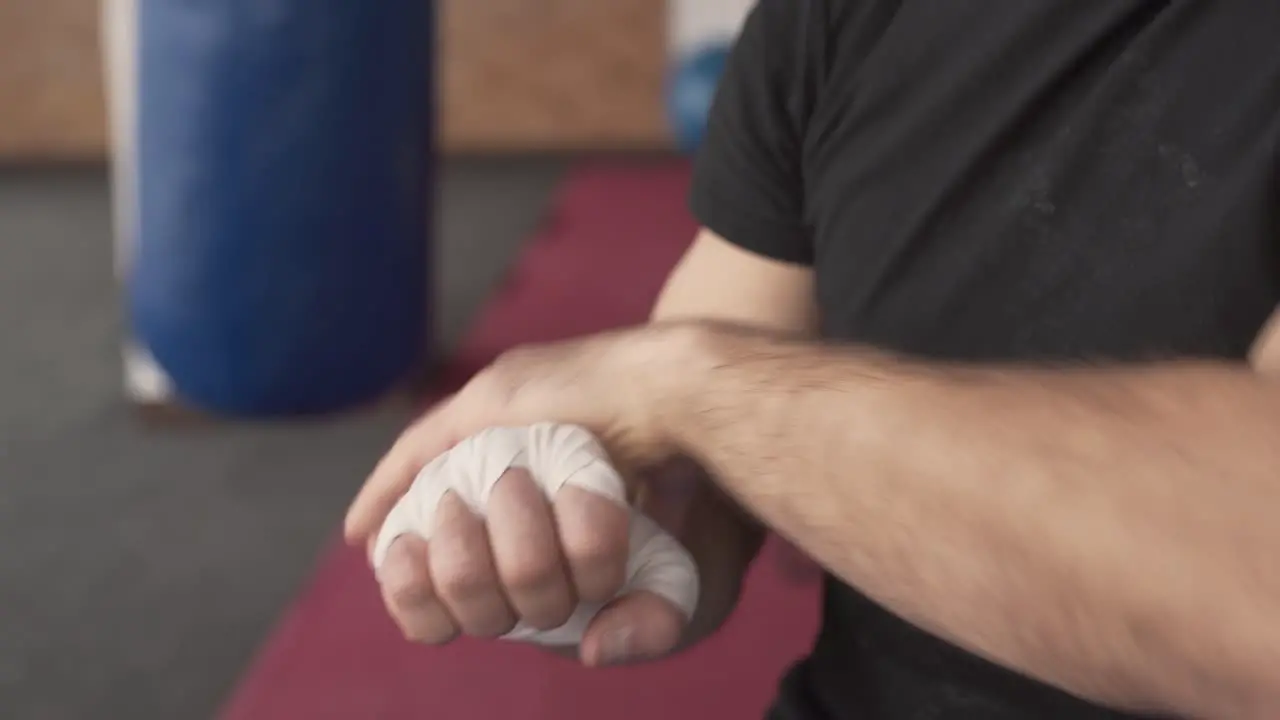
[
  {"xmin": 632, "ymin": 322, "xmax": 905, "ymax": 455},
  {"xmin": 614, "ymin": 321, "xmax": 725, "ymax": 456}
]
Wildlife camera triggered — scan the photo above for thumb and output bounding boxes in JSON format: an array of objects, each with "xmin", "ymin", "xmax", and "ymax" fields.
[{"xmin": 579, "ymin": 590, "xmax": 687, "ymax": 667}]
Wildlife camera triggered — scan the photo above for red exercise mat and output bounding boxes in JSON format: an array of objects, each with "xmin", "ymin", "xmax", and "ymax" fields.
[{"xmin": 218, "ymin": 162, "xmax": 821, "ymax": 720}]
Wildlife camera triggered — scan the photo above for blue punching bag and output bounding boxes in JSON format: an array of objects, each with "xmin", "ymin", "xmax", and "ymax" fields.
[
  {"xmin": 130, "ymin": 0, "xmax": 434, "ymax": 416},
  {"xmin": 667, "ymin": 43, "xmax": 730, "ymax": 154}
]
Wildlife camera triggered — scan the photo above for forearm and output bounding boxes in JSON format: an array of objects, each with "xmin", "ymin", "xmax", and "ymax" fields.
[
  {"xmin": 643, "ymin": 229, "xmax": 813, "ymax": 582},
  {"xmin": 655, "ymin": 327, "xmax": 1280, "ymax": 719}
]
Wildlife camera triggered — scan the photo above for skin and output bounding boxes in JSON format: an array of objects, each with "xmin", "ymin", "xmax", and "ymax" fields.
[
  {"xmin": 361, "ymin": 230, "xmax": 815, "ymax": 666},
  {"xmin": 347, "ymin": 230, "xmax": 1280, "ymax": 720}
]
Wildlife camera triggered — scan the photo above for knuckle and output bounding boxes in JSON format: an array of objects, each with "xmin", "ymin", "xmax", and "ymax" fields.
[
  {"xmin": 383, "ymin": 593, "xmax": 458, "ymax": 645},
  {"xmin": 495, "ymin": 344, "xmax": 535, "ymax": 367},
  {"xmin": 525, "ymin": 605, "xmax": 574, "ymax": 632},
  {"xmin": 468, "ymin": 611, "xmax": 518, "ymax": 639},
  {"xmin": 562, "ymin": 533, "xmax": 627, "ymax": 571},
  {"xmin": 386, "ymin": 579, "xmax": 432, "ymax": 610},
  {"xmin": 562, "ymin": 534, "xmax": 627, "ymax": 601},
  {"xmin": 400, "ymin": 620, "xmax": 457, "ymax": 645},
  {"xmin": 502, "ymin": 556, "xmax": 565, "ymax": 596},
  {"xmin": 471, "ymin": 364, "xmax": 516, "ymax": 400},
  {"xmin": 435, "ymin": 565, "xmax": 496, "ymax": 601}
]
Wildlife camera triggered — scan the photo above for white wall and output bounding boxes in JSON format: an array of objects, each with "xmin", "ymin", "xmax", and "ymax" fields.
[{"xmin": 668, "ymin": 0, "xmax": 755, "ymax": 54}]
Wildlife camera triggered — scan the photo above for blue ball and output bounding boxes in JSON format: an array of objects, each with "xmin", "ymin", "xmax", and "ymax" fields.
[{"xmin": 667, "ymin": 44, "xmax": 730, "ymax": 154}]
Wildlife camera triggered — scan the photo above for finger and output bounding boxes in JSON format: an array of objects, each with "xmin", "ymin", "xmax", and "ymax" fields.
[
  {"xmin": 344, "ymin": 403, "xmax": 460, "ymax": 544},
  {"xmin": 579, "ymin": 591, "xmax": 686, "ymax": 667},
  {"xmin": 553, "ymin": 486, "xmax": 630, "ymax": 603},
  {"xmin": 430, "ymin": 490, "xmax": 517, "ymax": 637},
  {"xmin": 486, "ymin": 467, "xmax": 577, "ymax": 630},
  {"xmin": 378, "ymin": 534, "xmax": 459, "ymax": 644}
]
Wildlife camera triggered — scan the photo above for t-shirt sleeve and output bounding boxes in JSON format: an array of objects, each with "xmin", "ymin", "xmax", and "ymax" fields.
[{"xmin": 689, "ymin": 0, "xmax": 821, "ymax": 266}]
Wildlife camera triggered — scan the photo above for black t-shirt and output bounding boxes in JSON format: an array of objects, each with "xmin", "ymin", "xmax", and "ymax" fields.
[{"xmin": 689, "ymin": 1, "xmax": 1280, "ymax": 718}]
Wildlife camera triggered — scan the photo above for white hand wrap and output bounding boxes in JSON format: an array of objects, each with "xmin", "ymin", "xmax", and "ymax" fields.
[{"xmin": 372, "ymin": 423, "xmax": 699, "ymax": 646}]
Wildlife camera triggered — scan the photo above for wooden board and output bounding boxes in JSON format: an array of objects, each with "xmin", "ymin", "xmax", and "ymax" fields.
[
  {"xmin": 0, "ymin": 0, "xmax": 671, "ymax": 160},
  {"xmin": 0, "ymin": 0, "xmax": 109, "ymax": 160},
  {"xmin": 440, "ymin": 0, "xmax": 670, "ymax": 151}
]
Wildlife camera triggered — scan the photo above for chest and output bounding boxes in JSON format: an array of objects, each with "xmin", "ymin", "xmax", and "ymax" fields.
[{"xmin": 803, "ymin": 0, "xmax": 1280, "ymax": 361}]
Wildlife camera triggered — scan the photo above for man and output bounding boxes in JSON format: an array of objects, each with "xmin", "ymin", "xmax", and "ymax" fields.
[{"xmin": 345, "ymin": 2, "xmax": 1280, "ymax": 718}]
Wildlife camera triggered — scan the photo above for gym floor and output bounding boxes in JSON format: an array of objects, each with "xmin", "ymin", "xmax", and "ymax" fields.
[{"xmin": 0, "ymin": 157, "xmax": 576, "ymax": 719}]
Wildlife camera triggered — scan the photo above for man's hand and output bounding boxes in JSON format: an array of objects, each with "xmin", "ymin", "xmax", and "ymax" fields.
[
  {"xmin": 345, "ymin": 223, "xmax": 820, "ymax": 667},
  {"xmin": 372, "ymin": 462, "xmax": 692, "ymax": 666},
  {"xmin": 344, "ymin": 323, "xmax": 743, "ymax": 665},
  {"xmin": 345, "ymin": 325, "xmax": 694, "ymax": 545}
]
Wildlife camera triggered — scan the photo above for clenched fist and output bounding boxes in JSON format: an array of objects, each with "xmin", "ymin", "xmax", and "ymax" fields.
[
  {"xmin": 346, "ymin": 323, "xmax": 764, "ymax": 666},
  {"xmin": 370, "ymin": 423, "xmax": 699, "ymax": 665}
]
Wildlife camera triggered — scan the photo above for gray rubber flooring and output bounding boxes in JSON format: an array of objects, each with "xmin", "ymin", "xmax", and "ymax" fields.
[{"xmin": 0, "ymin": 157, "xmax": 566, "ymax": 720}]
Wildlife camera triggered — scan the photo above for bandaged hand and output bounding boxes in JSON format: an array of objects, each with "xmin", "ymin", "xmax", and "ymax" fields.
[{"xmin": 372, "ymin": 423, "xmax": 699, "ymax": 665}]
